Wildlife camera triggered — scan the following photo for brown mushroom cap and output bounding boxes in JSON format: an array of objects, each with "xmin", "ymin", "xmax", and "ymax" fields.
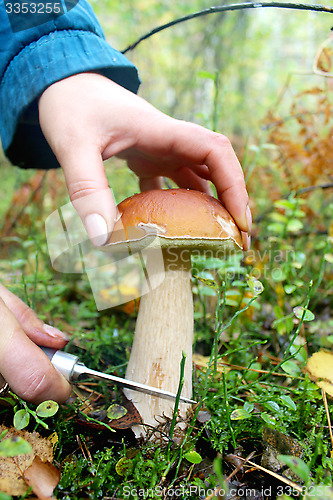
[{"xmin": 106, "ymin": 188, "xmax": 242, "ymax": 254}]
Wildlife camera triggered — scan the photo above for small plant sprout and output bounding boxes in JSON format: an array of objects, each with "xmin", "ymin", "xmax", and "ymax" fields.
[{"xmin": 12, "ymin": 397, "xmax": 59, "ymax": 431}]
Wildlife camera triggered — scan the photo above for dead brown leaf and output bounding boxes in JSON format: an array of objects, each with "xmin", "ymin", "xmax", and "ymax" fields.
[
  {"xmin": 23, "ymin": 456, "xmax": 60, "ymax": 500},
  {"xmin": 0, "ymin": 425, "xmax": 54, "ymax": 496}
]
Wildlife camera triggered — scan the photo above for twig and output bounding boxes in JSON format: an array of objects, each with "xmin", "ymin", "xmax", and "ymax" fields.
[
  {"xmin": 234, "ymin": 455, "xmax": 303, "ymax": 493},
  {"xmin": 254, "ymin": 183, "xmax": 333, "ymax": 224},
  {"xmin": 76, "ymin": 434, "xmax": 93, "ymax": 464},
  {"xmin": 295, "ymin": 182, "xmax": 333, "ymax": 196},
  {"xmin": 322, "ymin": 389, "xmax": 333, "ymax": 455},
  {"xmin": 225, "ymin": 451, "xmax": 256, "ymax": 482},
  {"xmin": 122, "ymin": 2, "xmax": 333, "ymax": 54}
]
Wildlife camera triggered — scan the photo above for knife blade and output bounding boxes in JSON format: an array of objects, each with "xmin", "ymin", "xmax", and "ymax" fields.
[{"xmin": 42, "ymin": 347, "xmax": 196, "ymax": 405}]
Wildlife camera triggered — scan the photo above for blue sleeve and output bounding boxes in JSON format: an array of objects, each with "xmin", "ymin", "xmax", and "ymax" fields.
[{"xmin": 0, "ymin": 1, "xmax": 140, "ymax": 169}]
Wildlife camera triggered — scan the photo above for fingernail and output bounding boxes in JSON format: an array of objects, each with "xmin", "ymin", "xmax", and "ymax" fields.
[
  {"xmin": 84, "ymin": 213, "xmax": 109, "ymax": 246},
  {"xmin": 43, "ymin": 323, "xmax": 71, "ymax": 341},
  {"xmin": 246, "ymin": 233, "xmax": 251, "ymax": 251},
  {"xmin": 246, "ymin": 205, "xmax": 252, "ymax": 235},
  {"xmin": 242, "ymin": 232, "xmax": 251, "ymax": 251}
]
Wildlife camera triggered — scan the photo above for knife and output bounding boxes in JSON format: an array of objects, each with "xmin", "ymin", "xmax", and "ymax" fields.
[{"xmin": 42, "ymin": 347, "xmax": 196, "ymax": 405}]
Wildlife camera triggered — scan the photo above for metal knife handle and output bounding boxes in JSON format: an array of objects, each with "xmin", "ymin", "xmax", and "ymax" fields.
[
  {"xmin": 40, "ymin": 347, "xmax": 196, "ymax": 404},
  {"xmin": 40, "ymin": 347, "xmax": 79, "ymax": 382}
]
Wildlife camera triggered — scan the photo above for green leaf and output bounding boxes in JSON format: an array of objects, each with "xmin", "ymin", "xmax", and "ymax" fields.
[
  {"xmin": 324, "ymin": 253, "xmax": 333, "ymax": 264},
  {"xmin": 196, "ymin": 287, "xmax": 217, "ymax": 297},
  {"xmin": 290, "ymin": 343, "xmax": 307, "ymax": 363},
  {"xmin": 271, "ymin": 269, "xmax": 287, "ymax": 282},
  {"xmin": 286, "ymin": 219, "xmax": 303, "ymax": 232},
  {"xmin": 107, "ymin": 404, "xmax": 128, "ymax": 420},
  {"xmin": 225, "ymin": 289, "xmax": 242, "ymax": 297},
  {"xmin": 270, "ymin": 212, "xmax": 288, "ymax": 223},
  {"xmin": 36, "ymin": 400, "xmax": 59, "ymax": 418},
  {"xmin": 0, "ymin": 437, "xmax": 32, "ymax": 457},
  {"xmin": 198, "ymin": 70, "xmax": 215, "ymax": 80},
  {"xmin": 13, "ymin": 409, "xmax": 30, "ymax": 430},
  {"xmin": 184, "ymin": 450, "xmax": 203, "ymax": 464},
  {"xmin": 115, "ymin": 457, "xmax": 133, "ymax": 476},
  {"xmin": 230, "ymin": 408, "xmax": 253, "ymax": 420},
  {"xmin": 280, "ymin": 360, "xmax": 301, "ymax": 377},
  {"xmin": 246, "ymin": 362, "xmax": 261, "ymax": 381},
  {"xmin": 278, "ymin": 455, "xmax": 310, "ymax": 483},
  {"xmin": 225, "ymin": 299, "xmax": 239, "ymax": 306},
  {"xmin": 267, "ymin": 222, "xmax": 284, "ymax": 234},
  {"xmin": 246, "ymin": 276, "xmax": 264, "ymax": 296},
  {"xmin": 274, "ymin": 305, "xmax": 284, "ymax": 319},
  {"xmin": 0, "ymin": 430, "xmax": 8, "ymax": 440},
  {"xmin": 264, "ymin": 400, "xmax": 281, "ymax": 413},
  {"xmin": 243, "ymin": 402, "xmax": 254, "ymax": 413},
  {"xmin": 193, "ymin": 275, "xmax": 219, "ymax": 292},
  {"xmin": 293, "ymin": 306, "xmax": 315, "ymax": 322},
  {"xmin": 284, "ymin": 284, "xmax": 296, "ymax": 294},
  {"xmin": 272, "ymin": 315, "xmax": 294, "ymax": 336},
  {"xmin": 261, "ymin": 412, "xmax": 276, "ymax": 425},
  {"xmin": 0, "ymin": 397, "xmax": 15, "ymax": 406},
  {"xmin": 294, "ymin": 252, "xmax": 306, "ymax": 265},
  {"xmin": 0, "ymin": 492, "xmax": 13, "ymax": 500},
  {"xmin": 280, "ymin": 395, "xmax": 296, "ymax": 411},
  {"xmin": 274, "ymin": 199, "xmax": 297, "ymax": 210}
]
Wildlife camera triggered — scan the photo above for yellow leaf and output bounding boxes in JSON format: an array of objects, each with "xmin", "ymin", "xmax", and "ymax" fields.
[
  {"xmin": 193, "ymin": 354, "xmax": 230, "ymax": 375},
  {"xmin": 306, "ymin": 351, "xmax": 333, "ymax": 397},
  {"xmin": 48, "ymin": 432, "xmax": 58, "ymax": 449}
]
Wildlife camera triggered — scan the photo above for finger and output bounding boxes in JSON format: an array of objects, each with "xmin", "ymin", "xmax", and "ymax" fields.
[
  {"xmin": 0, "ymin": 297, "xmax": 71, "ymax": 403},
  {"xmin": 39, "ymin": 76, "xmax": 119, "ymax": 247},
  {"xmin": 188, "ymin": 164, "xmax": 211, "ymax": 181},
  {"xmin": 0, "ymin": 284, "xmax": 68, "ymax": 348},
  {"xmin": 139, "ymin": 177, "xmax": 164, "ymax": 192},
  {"xmin": 161, "ymin": 121, "xmax": 250, "ymax": 233},
  {"xmin": 169, "ymin": 167, "xmax": 214, "ymax": 196},
  {"xmin": 242, "ymin": 231, "xmax": 251, "ymax": 252},
  {"xmin": 57, "ymin": 148, "xmax": 117, "ymax": 247},
  {"xmin": 205, "ymin": 141, "xmax": 249, "ymax": 230}
]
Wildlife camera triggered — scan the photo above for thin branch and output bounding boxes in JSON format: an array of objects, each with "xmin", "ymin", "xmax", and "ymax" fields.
[
  {"xmin": 122, "ymin": 2, "xmax": 333, "ymax": 54},
  {"xmin": 203, "ymin": 451, "xmax": 256, "ymax": 500},
  {"xmin": 322, "ymin": 389, "xmax": 333, "ymax": 454},
  {"xmin": 254, "ymin": 183, "xmax": 333, "ymax": 223},
  {"xmin": 296, "ymin": 182, "xmax": 333, "ymax": 195},
  {"xmin": 231, "ymin": 456, "xmax": 303, "ymax": 493}
]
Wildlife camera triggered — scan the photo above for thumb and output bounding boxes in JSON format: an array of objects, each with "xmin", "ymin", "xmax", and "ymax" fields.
[
  {"xmin": 0, "ymin": 297, "xmax": 71, "ymax": 404},
  {"xmin": 58, "ymin": 149, "xmax": 117, "ymax": 246}
]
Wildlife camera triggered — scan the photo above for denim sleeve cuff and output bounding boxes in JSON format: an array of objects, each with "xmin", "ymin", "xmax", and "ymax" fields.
[{"xmin": 1, "ymin": 29, "xmax": 140, "ymax": 169}]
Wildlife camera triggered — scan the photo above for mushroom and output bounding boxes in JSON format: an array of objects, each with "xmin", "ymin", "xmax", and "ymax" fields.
[{"xmin": 108, "ymin": 188, "xmax": 242, "ymax": 437}]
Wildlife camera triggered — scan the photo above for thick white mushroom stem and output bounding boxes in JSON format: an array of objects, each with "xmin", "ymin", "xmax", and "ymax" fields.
[{"xmin": 124, "ymin": 248, "xmax": 193, "ymax": 438}]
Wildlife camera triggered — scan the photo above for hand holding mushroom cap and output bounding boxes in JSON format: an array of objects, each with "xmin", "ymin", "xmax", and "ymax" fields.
[
  {"xmin": 107, "ymin": 189, "xmax": 243, "ymax": 437},
  {"xmin": 39, "ymin": 74, "xmax": 251, "ymax": 250},
  {"xmin": 0, "ymin": 70, "xmax": 250, "ymax": 406},
  {"xmin": 36, "ymin": 72, "xmax": 250, "ymax": 410}
]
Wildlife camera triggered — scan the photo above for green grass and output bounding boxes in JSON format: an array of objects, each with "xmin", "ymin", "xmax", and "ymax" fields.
[
  {"xmin": 0, "ymin": 189, "xmax": 332, "ymax": 498},
  {"xmin": 0, "ymin": 87, "xmax": 332, "ymax": 500}
]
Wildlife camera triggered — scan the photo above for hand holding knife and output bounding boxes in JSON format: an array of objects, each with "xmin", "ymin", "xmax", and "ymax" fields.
[{"xmin": 42, "ymin": 347, "xmax": 196, "ymax": 404}]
